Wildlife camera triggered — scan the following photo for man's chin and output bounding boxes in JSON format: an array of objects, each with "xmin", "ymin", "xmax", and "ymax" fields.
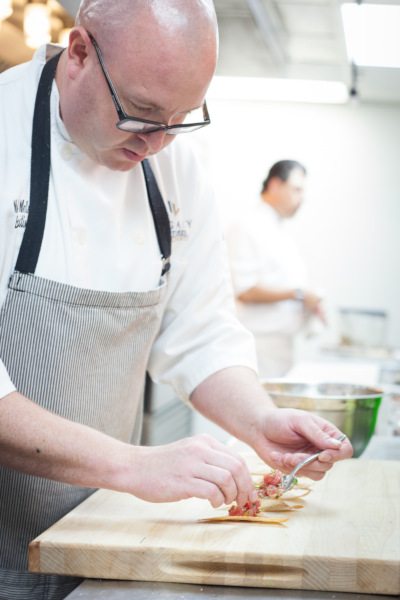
[
  {"xmin": 112, "ymin": 161, "xmax": 140, "ymax": 172},
  {"xmin": 98, "ymin": 153, "xmax": 141, "ymax": 172}
]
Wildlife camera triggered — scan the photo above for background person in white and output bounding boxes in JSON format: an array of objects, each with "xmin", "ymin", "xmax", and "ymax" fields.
[
  {"xmin": 228, "ymin": 160, "xmax": 326, "ymax": 378},
  {"xmin": 0, "ymin": 3, "xmax": 351, "ymax": 599}
]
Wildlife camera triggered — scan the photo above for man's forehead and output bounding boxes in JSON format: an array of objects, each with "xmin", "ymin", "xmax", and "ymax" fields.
[
  {"xmin": 288, "ymin": 168, "xmax": 306, "ymax": 185},
  {"xmin": 122, "ymin": 90, "xmax": 203, "ymax": 117},
  {"xmin": 108, "ymin": 45, "xmax": 211, "ymax": 116}
]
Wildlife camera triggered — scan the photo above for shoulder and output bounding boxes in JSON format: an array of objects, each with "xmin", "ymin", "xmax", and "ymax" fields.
[
  {"xmin": 0, "ymin": 45, "xmax": 48, "ymax": 88},
  {"xmin": 0, "ymin": 44, "xmax": 63, "ymax": 101},
  {"xmin": 0, "ymin": 46, "xmax": 56, "ymax": 166},
  {"xmin": 0, "ymin": 45, "xmax": 49, "ymax": 134}
]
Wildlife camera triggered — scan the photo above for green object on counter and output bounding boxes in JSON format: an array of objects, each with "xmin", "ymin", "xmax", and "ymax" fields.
[{"xmin": 261, "ymin": 381, "xmax": 383, "ymax": 458}]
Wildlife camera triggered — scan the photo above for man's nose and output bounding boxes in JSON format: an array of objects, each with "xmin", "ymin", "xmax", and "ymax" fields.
[{"xmin": 137, "ymin": 129, "xmax": 168, "ymax": 153}]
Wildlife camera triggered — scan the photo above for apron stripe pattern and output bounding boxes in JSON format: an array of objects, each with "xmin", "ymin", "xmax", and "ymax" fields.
[{"xmin": 0, "ymin": 51, "xmax": 171, "ymax": 600}]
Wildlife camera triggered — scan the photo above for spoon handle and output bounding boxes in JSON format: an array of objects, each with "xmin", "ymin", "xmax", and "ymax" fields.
[
  {"xmin": 291, "ymin": 434, "xmax": 347, "ymax": 477},
  {"xmin": 290, "ymin": 452, "xmax": 321, "ymax": 477}
]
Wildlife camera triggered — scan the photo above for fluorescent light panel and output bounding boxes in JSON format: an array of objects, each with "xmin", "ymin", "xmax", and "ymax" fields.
[
  {"xmin": 208, "ymin": 76, "xmax": 349, "ymax": 104},
  {"xmin": 341, "ymin": 3, "xmax": 400, "ymax": 68},
  {"xmin": 24, "ymin": 3, "xmax": 51, "ymax": 49},
  {"xmin": 0, "ymin": 0, "xmax": 12, "ymax": 22}
]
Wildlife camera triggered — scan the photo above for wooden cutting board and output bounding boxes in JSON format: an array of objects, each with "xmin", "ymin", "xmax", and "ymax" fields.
[{"xmin": 29, "ymin": 458, "xmax": 400, "ymax": 595}]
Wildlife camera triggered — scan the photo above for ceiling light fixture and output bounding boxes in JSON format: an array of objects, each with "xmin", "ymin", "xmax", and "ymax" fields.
[
  {"xmin": 349, "ymin": 61, "xmax": 360, "ymax": 105},
  {"xmin": 59, "ymin": 27, "xmax": 72, "ymax": 46},
  {"xmin": 24, "ymin": 2, "xmax": 51, "ymax": 50},
  {"xmin": 0, "ymin": 0, "xmax": 12, "ymax": 23},
  {"xmin": 341, "ymin": 2, "xmax": 400, "ymax": 68},
  {"xmin": 208, "ymin": 76, "xmax": 349, "ymax": 105}
]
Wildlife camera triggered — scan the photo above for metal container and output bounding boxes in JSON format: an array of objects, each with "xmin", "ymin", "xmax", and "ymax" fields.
[
  {"xmin": 262, "ymin": 381, "xmax": 383, "ymax": 458},
  {"xmin": 339, "ymin": 308, "xmax": 387, "ymax": 347}
]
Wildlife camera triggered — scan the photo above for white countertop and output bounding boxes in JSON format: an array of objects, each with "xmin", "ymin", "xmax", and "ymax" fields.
[{"xmin": 286, "ymin": 359, "xmax": 381, "ymax": 386}]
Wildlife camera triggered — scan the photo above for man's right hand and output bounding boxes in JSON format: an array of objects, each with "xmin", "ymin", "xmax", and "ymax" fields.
[
  {"xmin": 126, "ymin": 434, "xmax": 258, "ymax": 508},
  {"xmin": 304, "ymin": 290, "xmax": 327, "ymax": 324},
  {"xmin": 0, "ymin": 392, "xmax": 257, "ymax": 509}
]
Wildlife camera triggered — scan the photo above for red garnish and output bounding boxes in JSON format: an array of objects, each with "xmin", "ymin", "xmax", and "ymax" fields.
[
  {"xmin": 228, "ymin": 499, "xmax": 261, "ymax": 517},
  {"xmin": 263, "ymin": 470, "xmax": 282, "ymax": 486},
  {"xmin": 257, "ymin": 470, "xmax": 284, "ymax": 498}
]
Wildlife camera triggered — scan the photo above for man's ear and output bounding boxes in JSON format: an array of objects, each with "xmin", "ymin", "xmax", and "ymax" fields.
[
  {"xmin": 66, "ymin": 26, "xmax": 92, "ymax": 80},
  {"xmin": 267, "ymin": 176, "xmax": 283, "ymax": 193}
]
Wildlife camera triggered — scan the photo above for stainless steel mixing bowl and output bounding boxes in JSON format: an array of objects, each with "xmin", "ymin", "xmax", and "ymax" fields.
[{"xmin": 261, "ymin": 381, "xmax": 383, "ymax": 458}]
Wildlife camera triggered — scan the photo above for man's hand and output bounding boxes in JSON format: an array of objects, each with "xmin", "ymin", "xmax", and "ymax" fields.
[
  {"xmin": 127, "ymin": 435, "xmax": 258, "ymax": 508},
  {"xmin": 2, "ymin": 372, "xmax": 353, "ymax": 511},
  {"xmin": 0, "ymin": 391, "xmax": 257, "ymax": 509},
  {"xmin": 191, "ymin": 367, "xmax": 353, "ymax": 484},
  {"xmin": 304, "ymin": 290, "xmax": 327, "ymax": 324},
  {"xmin": 250, "ymin": 407, "xmax": 353, "ymax": 480}
]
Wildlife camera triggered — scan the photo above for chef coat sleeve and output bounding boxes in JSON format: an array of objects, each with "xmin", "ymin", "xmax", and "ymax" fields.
[{"xmin": 147, "ymin": 149, "xmax": 258, "ymax": 404}]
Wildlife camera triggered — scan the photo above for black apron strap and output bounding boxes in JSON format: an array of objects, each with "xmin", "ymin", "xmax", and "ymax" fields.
[
  {"xmin": 15, "ymin": 51, "xmax": 63, "ymax": 274},
  {"xmin": 141, "ymin": 159, "xmax": 171, "ymax": 275},
  {"xmin": 15, "ymin": 52, "xmax": 172, "ymax": 278}
]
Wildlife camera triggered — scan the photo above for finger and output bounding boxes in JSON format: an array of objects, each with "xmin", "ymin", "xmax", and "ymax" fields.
[
  {"xmin": 279, "ymin": 455, "xmax": 334, "ymax": 482},
  {"xmin": 270, "ymin": 444, "xmax": 350, "ymax": 480},
  {"xmin": 296, "ymin": 462, "xmax": 334, "ymax": 480},
  {"xmin": 180, "ymin": 476, "xmax": 226, "ymax": 508},
  {"xmin": 199, "ymin": 439, "xmax": 257, "ymax": 506},
  {"xmin": 298, "ymin": 464, "xmax": 333, "ymax": 481},
  {"xmin": 208, "ymin": 452, "xmax": 257, "ymax": 506},
  {"xmin": 279, "ymin": 451, "xmax": 334, "ymax": 471},
  {"xmin": 194, "ymin": 463, "xmax": 238, "ymax": 506},
  {"xmin": 204, "ymin": 435, "xmax": 254, "ymax": 467},
  {"xmin": 294, "ymin": 416, "xmax": 352, "ymax": 454},
  {"xmin": 317, "ymin": 436, "xmax": 353, "ymax": 461}
]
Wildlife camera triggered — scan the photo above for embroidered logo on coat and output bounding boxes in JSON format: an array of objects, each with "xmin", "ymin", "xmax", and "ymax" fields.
[
  {"xmin": 14, "ymin": 199, "xmax": 29, "ymax": 229},
  {"xmin": 167, "ymin": 200, "xmax": 192, "ymax": 241}
]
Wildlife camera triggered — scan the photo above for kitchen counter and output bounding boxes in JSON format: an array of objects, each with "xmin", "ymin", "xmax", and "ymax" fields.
[
  {"xmin": 64, "ymin": 435, "xmax": 399, "ymax": 600},
  {"xmin": 358, "ymin": 434, "xmax": 400, "ymax": 460},
  {"xmin": 64, "ymin": 579, "xmax": 396, "ymax": 600},
  {"xmin": 63, "ymin": 358, "xmax": 399, "ymax": 599}
]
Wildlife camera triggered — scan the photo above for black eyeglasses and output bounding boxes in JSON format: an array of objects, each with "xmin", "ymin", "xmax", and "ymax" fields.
[{"xmin": 87, "ymin": 31, "xmax": 211, "ymax": 135}]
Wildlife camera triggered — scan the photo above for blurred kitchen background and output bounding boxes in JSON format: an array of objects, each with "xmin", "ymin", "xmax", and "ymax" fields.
[{"xmin": 1, "ymin": 0, "xmax": 399, "ymax": 451}]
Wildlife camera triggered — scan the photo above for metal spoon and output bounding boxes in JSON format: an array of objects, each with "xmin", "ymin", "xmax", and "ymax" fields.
[{"xmin": 280, "ymin": 434, "xmax": 347, "ymax": 493}]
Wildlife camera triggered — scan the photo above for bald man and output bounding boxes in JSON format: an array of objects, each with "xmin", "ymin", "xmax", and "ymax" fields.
[{"xmin": 0, "ymin": 2, "xmax": 352, "ymax": 598}]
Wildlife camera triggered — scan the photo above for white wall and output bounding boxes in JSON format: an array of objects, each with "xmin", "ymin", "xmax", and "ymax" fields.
[{"xmin": 191, "ymin": 98, "xmax": 400, "ymax": 349}]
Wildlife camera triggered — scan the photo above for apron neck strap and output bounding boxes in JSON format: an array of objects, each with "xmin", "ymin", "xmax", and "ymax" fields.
[
  {"xmin": 141, "ymin": 159, "xmax": 171, "ymax": 275},
  {"xmin": 16, "ymin": 51, "xmax": 172, "ymax": 278},
  {"xmin": 15, "ymin": 51, "xmax": 62, "ymax": 274}
]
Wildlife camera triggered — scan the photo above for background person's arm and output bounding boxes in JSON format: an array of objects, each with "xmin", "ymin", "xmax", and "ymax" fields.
[
  {"xmin": 238, "ymin": 286, "xmax": 327, "ymax": 324},
  {"xmin": 238, "ymin": 285, "xmax": 300, "ymax": 303}
]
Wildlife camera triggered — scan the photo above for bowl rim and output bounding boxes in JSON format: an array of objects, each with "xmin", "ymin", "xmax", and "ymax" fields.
[{"xmin": 261, "ymin": 379, "xmax": 384, "ymax": 401}]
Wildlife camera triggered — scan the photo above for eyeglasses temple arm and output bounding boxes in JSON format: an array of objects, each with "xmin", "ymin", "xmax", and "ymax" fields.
[{"xmin": 86, "ymin": 31, "xmax": 127, "ymax": 120}]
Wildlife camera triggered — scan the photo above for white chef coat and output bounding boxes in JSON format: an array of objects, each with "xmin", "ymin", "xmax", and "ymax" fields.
[
  {"xmin": 227, "ymin": 201, "xmax": 308, "ymax": 377},
  {"xmin": 0, "ymin": 44, "xmax": 257, "ymax": 402}
]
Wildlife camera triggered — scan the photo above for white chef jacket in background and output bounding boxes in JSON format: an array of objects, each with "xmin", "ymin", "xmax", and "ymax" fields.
[
  {"xmin": 227, "ymin": 201, "xmax": 309, "ymax": 377},
  {"xmin": 0, "ymin": 44, "xmax": 257, "ymax": 402}
]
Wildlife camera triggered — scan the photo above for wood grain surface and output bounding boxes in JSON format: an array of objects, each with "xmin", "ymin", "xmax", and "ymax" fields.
[{"xmin": 29, "ymin": 457, "xmax": 400, "ymax": 595}]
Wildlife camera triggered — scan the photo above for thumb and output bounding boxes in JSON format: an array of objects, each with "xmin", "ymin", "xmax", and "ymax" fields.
[{"xmin": 298, "ymin": 418, "xmax": 345, "ymax": 452}]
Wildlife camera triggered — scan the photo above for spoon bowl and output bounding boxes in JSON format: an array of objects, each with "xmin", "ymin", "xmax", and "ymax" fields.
[{"xmin": 281, "ymin": 434, "xmax": 347, "ymax": 493}]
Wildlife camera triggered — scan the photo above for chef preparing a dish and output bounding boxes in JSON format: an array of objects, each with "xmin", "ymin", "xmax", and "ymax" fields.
[{"xmin": 0, "ymin": 1, "xmax": 353, "ymax": 599}]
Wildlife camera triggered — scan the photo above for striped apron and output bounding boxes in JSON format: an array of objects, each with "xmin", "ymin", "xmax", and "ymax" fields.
[{"xmin": 0, "ymin": 52, "xmax": 171, "ymax": 600}]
